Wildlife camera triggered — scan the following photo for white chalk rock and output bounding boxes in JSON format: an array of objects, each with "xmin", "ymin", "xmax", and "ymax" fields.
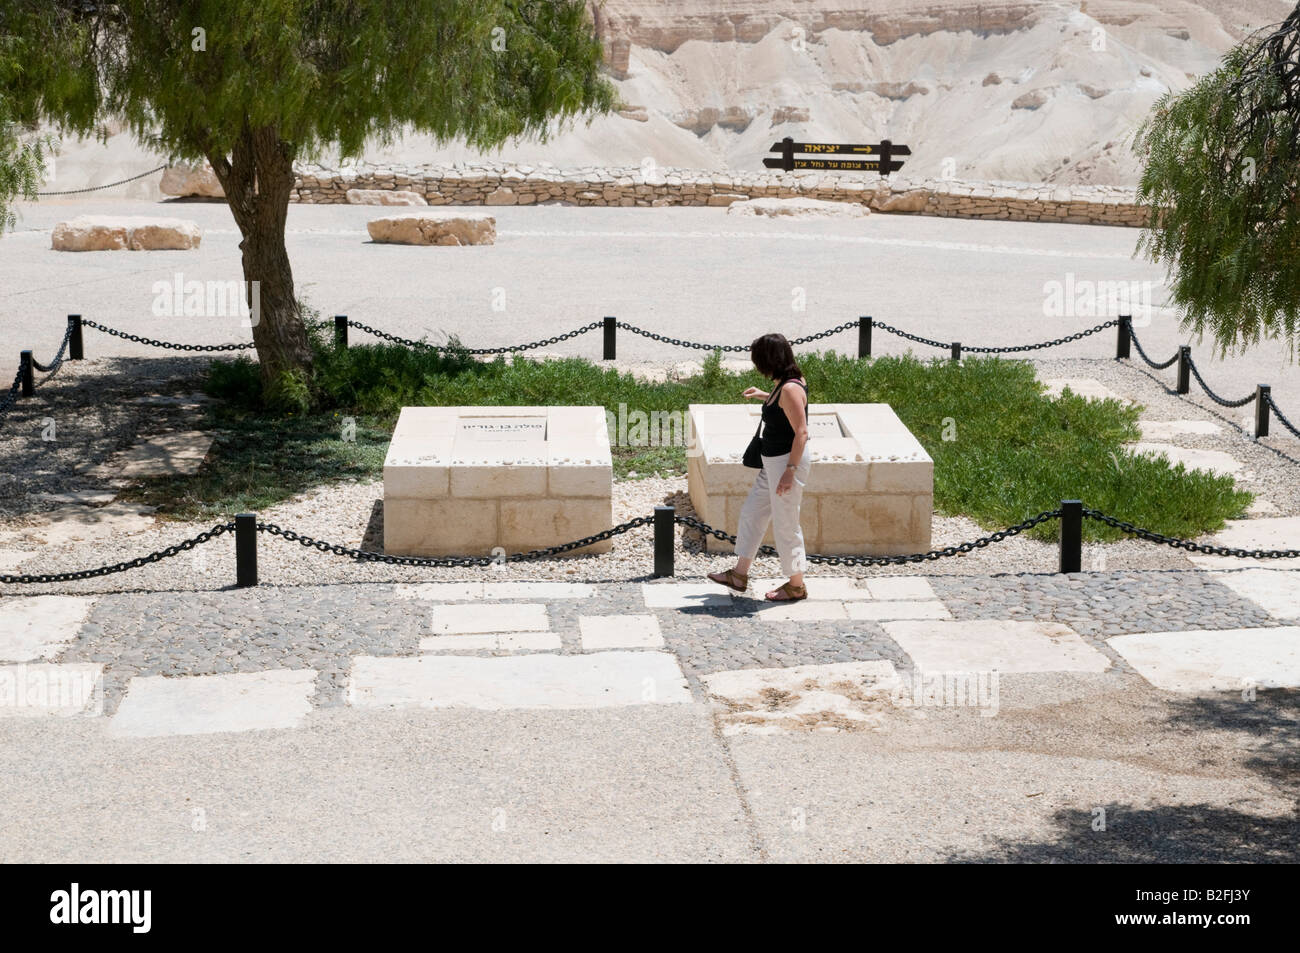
[
  {"xmin": 366, "ymin": 212, "xmax": 496, "ymax": 246},
  {"xmin": 52, "ymin": 216, "xmax": 202, "ymax": 252},
  {"xmin": 159, "ymin": 163, "xmax": 224, "ymax": 198},
  {"xmin": 346, "ymin": 188, "xmax": 428, "ymax": 206}
]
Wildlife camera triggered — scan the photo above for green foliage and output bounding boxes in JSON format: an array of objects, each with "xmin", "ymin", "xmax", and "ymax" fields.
[
  {"xmin": 194, "ymin": 346, "xmax": 1250, "ymax": 541},
  {"xmin": 5, "ymin": 0, "xmax": 615, "ymax": 163},
  {"xmin": 1135, "ymin": 20, "xmax": 1300, "ymax": 359},
  {"xmin": 0, "ymin": 35, "xmax": 48, "ymax": 231}
]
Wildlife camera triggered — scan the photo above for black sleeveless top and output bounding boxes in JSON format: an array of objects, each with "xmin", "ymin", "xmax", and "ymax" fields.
[{"xmin": 760, "ymin": 378, "xmax": 808, "ymax": 457}]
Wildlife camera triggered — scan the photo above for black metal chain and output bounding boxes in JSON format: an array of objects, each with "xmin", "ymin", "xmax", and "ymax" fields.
[
  {"xmin": 30, "ymin": 322, "xmax": 74, "ymax": 388},
  {"xmin": 873, "ymin": 320, "xmax": 1117, "ymax": 353},
  {"xmin": 0, "ymin": 367, "xmax": 23, "ymax": 419},
  {"xmin": 345, "ymin": 319, "xmax": 602, "ymax": 355},
  {"xmin": 615, "ymin": 322, "xmax": 750, "ymax": 353},
  {"xmin": 256, "ymin": 515, "xmax": 654, "ymax": 565},
  {"xmin": 0, "ymin": 523, "xmax": 234, "ymax": 584},
  {"xmin": 1128, "ymin": 326, "xmax": 1179, "ymax": 369},
  {"xmin": 1265, "ymin": 392, "xmax": 1300, "ymax": 439},
  {"xmin": 35, "ymin": 164, "xmax": 169, "ymax": 196},
  {"xmin": 871, "ymin": 321, "xmax": 949, "ymax": 349},
  {"xmin": 963, "ymin": 320, "xmax": 1118, "ymax": 353},
  {"xmin": 1083, "ymin": 508, "xmax": 1300, "ymax": 558},
  {"xmin": 1186, "ymin": 356, "xmax": 1256, "ymax": 408},
  {"xmin": 674, "ymin": 511, "xmax": 1062, "ymax": 566},
  {"xmin": 82, "ymin": 319, "xmax": 256, "ymax": 352}
]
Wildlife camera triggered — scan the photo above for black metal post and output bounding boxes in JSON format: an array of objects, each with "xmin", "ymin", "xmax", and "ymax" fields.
[
  {"xmin": 68, "ymin": 314, "xmax": 83, "ymax": 360},
  {"xmin": 1255, "ymin": 385, "xmax": 1271, "ymax": 439},
  {"xmin": 653, "ymin": 505, "xmax": 675, "ymax": 577},
  {"xmin": 781, "ymin": 136, "xmax": 794, "ymax": 172},
  {"xmin": 1116, "ymin": 315, "xmax": 1130, "ymax": 360},
  {"xmin": 1059, "ymin": 500, "xmax": 1082, "ymax": 574},
  {"xmin": 951, "ymin": 341, "xmax": 961, "ymax": 363},
  {"xmin": 858, "ymin": 316, "xmax": 872, "ymax": 358},
  {"xmin": 1176, "ymin": 345, "xmax": 1191, "ymax": 394},
  {"xmin": 19, "ymin": 351, "xmax": 33, "ymax": 397},
  {"xmin": 880, "ymin": 139, "xmax": 894, "ymax": 177},
  {"xmin": 603, "ymin": 315, "xmax": 616, "ymax": 360},
  {"xmin": 334, "ymin": 315, "xmax": 348, "ymax": 350},
  {"xmin": 235, "ymin": 513, "xmax": 258, "ymax": 587}
]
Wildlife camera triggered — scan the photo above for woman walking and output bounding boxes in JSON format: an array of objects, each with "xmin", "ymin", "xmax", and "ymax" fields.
[{"xmin": 707, "ymin": 333, "xmax": 811, "ymax": 602}]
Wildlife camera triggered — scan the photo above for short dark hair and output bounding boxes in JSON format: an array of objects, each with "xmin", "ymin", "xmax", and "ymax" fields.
[{"xmin": 750, "ymin": 333, "xmax": 802, "ymax": 381}]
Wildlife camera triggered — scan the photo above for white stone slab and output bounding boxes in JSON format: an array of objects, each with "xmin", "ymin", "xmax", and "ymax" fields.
[
  {"xmin": 1138, "ymin": 419, "xmax": 1223, "ymax": 440},
  {"xmin": 108, "ymin": 670, "xmax": 318, "ymax": 738},
  {"xmin": 347, "ymin": 651, "xmax": 691, "ymax": 710},
  {"xmin": 0, "ymin": 595, "xmax": 95, "ymax": 662},
  {"xmin": 863, "ymin": 576, "xmax": 938, "ymax": 601},
  {"xmin": 481, "ymin": 582, "xmax": 595, "ymax": 600},
  {"xmin": 1187, "ymin": 518, "xmax": 1300, "ymax": 570},
  {"xmin": 704, "ymin": 660, "xmax": 901, "ymax": 735},
  {"xmin": 752, "ymin": 577, "xmax": 871, "ymax": 600},
  {"xmin": 847, "ymin": 601, "xmax": 953, "ymax": 621},
  {"xmin": 1041, "ymin": 378, "xmax": 1128, "ymax": 403},
  {"xmin": 1207, "ymin": 570, "xmax": 1300, "ymax": 621},
  {"xmin": 30, "ymin": 489, "xmax": 118, "ymax": 505},
  {"xmin": 0, "ymin": 663, "xmax": 103, "ymax": 716},
  {"xmin": 0, "ymin": 503, "xmax": 156, "ymax": 548},
  {"xmin": 1131, "ymin": 442, "xmax": 1243, "ymax": 477},
  {"xmin": 428, "ymin": 603, "xmax": 549, "ymax": 634},
  {"xmin": 395, "ymin": 582, "xmax": 482, "ymax": 601},
  {"xmin": 745, "ymin": 599, "xmax": 850, "ymax": 622},
  {"xmin": 579, "ymin": 615, "xmax": 664, "ymax": 650},
  {"xmin": 396, "ymin": 582, "xmax": 594, "ymax": 601},
  {"xmin": 641, "ymin": 583, "xmax": 732, "ymax": 609},
  {"xmin": 883, "ymin": 619, "xmax": 1111, "ymax": 674},
  {"xmin": 419, "ymin": 632, "xmax": 561, "ymax": 652},
  {"xmin": 92, "ymin": 431, "xmax": 213, "ymax": 478},
  {"xmin": 1108, "ymin": 627, "xmax": 1300, "ymax": 692}
]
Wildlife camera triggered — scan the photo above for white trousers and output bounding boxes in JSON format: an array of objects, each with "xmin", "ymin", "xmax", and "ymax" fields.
[{"xmin": 734, "ymin": 451, "xmax": 811, "ymax": 576}]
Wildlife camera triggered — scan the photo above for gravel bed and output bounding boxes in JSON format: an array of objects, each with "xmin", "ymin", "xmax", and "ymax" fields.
[{"xmin": 1, "ymin": 353, "xmax": 1297, "ymax": 595}]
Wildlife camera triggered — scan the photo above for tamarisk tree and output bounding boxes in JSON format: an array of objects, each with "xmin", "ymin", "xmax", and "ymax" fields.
[
  {"xmin": 0, "ymin": 38, "xmax": 46, "ymax": 232},
  {"xmin": 4, "ymin": 1, "xmax": 613, "ymax": 398},
  {"xmin": 1135, "ymin": 4, "xmax": 1300, "ymax": 358}
]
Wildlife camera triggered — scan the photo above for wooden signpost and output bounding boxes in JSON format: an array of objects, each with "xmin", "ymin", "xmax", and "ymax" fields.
[{"xmin": 764, "ymin": 136, "xmax": 910, "ymax": 174}]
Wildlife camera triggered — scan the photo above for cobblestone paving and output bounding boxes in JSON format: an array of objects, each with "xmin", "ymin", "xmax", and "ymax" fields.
[{"xmin": 49, "ymin": 567, "xmax": 1292, "ymax": 716}]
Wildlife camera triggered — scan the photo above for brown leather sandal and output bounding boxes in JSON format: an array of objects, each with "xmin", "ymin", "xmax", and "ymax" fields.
[
  {"xmin": 765, "ymin": 581, "xmax": 808, "ymax": 602},
  {"xmin": 707, "ymin": 568, "xmax": 749, "ymax": 593}
]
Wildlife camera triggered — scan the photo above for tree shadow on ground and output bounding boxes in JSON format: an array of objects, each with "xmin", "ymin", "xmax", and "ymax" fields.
[{"xmin": 948, "ymin": 690, "xmax": 1300, "ymax": 862}]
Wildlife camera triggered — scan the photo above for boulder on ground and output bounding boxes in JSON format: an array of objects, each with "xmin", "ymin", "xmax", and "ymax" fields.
[
  {"xmin": 159, "ymin": 163, "xmax": 224, "ymax": 198},
  {"xmin": 52, "ymin": 216, "xmax": 202, "ymax": 252},
  {"xmin": 346, "ymin": 188, "xmax": 428, "ymax": 206},
  {"xmin": 366, "ymin": 212, "xmax": 496, "ymax": 246},
  {"xmin": 727, "ymin": 197, "xmax": 869, "ymax": 219}
]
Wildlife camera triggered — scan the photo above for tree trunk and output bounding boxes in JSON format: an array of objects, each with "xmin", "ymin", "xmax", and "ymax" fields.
[{"xmin": 206, "ymin": 124, "xmax": 313, "ymax": 391}]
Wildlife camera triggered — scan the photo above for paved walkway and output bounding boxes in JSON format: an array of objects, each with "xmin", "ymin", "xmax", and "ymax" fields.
[{"xmin": 2, "ymin": 568, "xmax": 1297, "ymax": 861}]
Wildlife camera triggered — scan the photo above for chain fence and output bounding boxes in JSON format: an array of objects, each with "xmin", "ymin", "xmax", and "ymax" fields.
[
  {"xmin": 344, "ymin": 318, "xmax": 603, "ymax": 355},
  {"xmin": 1266, "ymin": 392, "xmax": 1300, "ymax": 439},
  {"xmin": 4, "ymin": 506, "xmax": 1298, "ymax": 589},
  {"xmin": 35, "ymin": 164, "xmax": 169, "ymax": 197},
  {"xmin": 1186, "ymin": 355, "xmax": 1256, "ymax": 408},
  {"xmin": 872, "ymin": 319, "xmax": 1118, "ymax": 353},
  {"xmin": 1128, "ymin": 326, "xmax": 1180, "ymax": 369},
  {"xmin": 675, "ymin": 511, "xmax": 1063, "ymax": 565},
  {"xmin": 0, "ymin": 523, "xmax": 233, "ymax": 585},
  {"xmin": 81, "ymin": 319, "xmax": 256, "ymax": 352}
]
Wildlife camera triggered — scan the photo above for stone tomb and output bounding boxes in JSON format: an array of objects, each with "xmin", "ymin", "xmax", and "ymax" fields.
[
  {"xmin": 383, "ymin": 407, "xmax": 612, "ymax": 556},
  {"xmin": 687, "ymin": 403, "xmax": 932, "ymax": 556}
]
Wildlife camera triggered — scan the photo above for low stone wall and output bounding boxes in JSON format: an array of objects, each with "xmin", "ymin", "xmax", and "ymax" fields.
[
  {"xmin": 162, "ymin": 160, "xmax": 1149, "ymax": 227},
  {"xmin": 286, "ymin": 162, "xmax": 1148, "ymax": 227}
]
